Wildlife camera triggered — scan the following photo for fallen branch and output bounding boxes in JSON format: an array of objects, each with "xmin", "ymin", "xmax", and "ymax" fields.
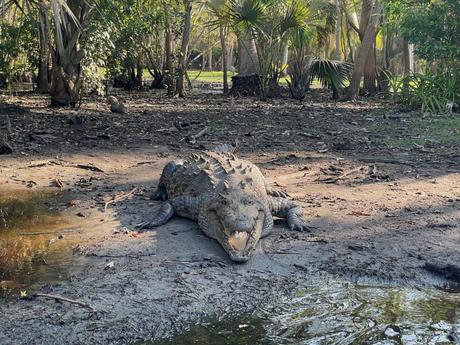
[
  {"xmin": 316, "ymin": 165, "xmax": 368, "ymax": 183},
  {"xmin": 104, "ymin": 187, "xmax": 139, "ymax": 213},
  {"xmin": 74, "ymin": 164, "xmax": 105, "ymax": 173},
  {"xmin": 34, "ymin": 293, "xmax": 97, "ymax": 312}
]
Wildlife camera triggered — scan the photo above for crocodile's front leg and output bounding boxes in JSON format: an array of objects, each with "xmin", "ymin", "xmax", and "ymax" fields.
[
  {"xmin": 268, "ymin": 197, "xmax": 309, "ymax": 231},
  {"xmin": 137, "ymin": 196, "xmax": 199, "ymax": 230}
]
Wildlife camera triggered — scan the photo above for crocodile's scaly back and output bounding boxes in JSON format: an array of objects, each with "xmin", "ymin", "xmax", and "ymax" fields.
[{"xmin": 165, "ymin": 151, "xmax": 267, "ymax": 200}]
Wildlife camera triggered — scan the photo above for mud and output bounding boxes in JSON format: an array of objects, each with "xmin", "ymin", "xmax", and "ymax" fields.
[{"xmin": 0, "ymin": 92, "xmax": 459, "ymax": 344}]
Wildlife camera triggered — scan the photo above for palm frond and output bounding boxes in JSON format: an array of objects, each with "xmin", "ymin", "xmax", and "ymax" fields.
[
  {"xmin": 279, "ymin": 1, "xmax": 308, "ymax": 35},
  {"xmin": 309, "ymin": 59, "xmax": 353, "ymax": 90},
  {"xmin": 226, "ymin": 0, "xmax": 267, "ymax": 33}
]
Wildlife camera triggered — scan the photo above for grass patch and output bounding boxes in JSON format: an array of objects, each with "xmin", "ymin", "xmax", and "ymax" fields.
[
  {"xmin": 381, "ymin": 115, "xmax": 460, "ymax": 149},
  {"xmin": 188, "ymin": 70, "xmax": 235, "ymax": 83}
]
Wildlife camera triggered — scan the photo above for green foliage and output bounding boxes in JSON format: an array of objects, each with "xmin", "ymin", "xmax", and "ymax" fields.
[
  {"xmin": 385, "ymin": 0, "xmax": 459, "ymax": 113},
  {"xmin": 387, "ymin": 68, "xmax": 460, "ymax": 113},
  {"xmin": 399, "ymin": 0, "xmax": 460, "ymax": 63},
  {"xmin": 0, "ymin": 18, "xmax": 39, "ymax": 86},
  {"xmin": 309, "ymin": 59, "xmax": 352, "ymax": 97},
  {"xmin": 95, "ymin": 0, "xmax": 165, "ymax": 88}
]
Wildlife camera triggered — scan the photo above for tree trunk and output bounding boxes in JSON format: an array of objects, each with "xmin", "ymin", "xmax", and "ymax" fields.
[
  {"xmin": 237, "ymin": 34, "xmax": 258, "ymax": 75},
  {"xmin": 37, "ymin": 1, "xmax": 50, "ymax": 93},
  {"xmin": 357, "ymin": 0, "xmax": 377, "ymax": 94},
  {"xmin": 363, "ymin": 41, "xmax": 377, "ymax": 93},
  {"xmin": 219, "ymin": 25, "xmax": 229, "ymax": 94},
  {"xmin": 164, "ymin": 3, "xmax": 175, "ymax": 96},
  {"xmin": 50, "ymin": 1, "xmax": 90, "ymax": 107},
  {"xmin": 136, "ymin": 56, "xmax": 143, "ymax": 88},
  {"xmin": 231, "ymin": 34, "xmax": 259, "ymax": 96},
  {"xmin": 176, "ymin": 0, "xmax": 192, "ymax": 97},
  {"xmin": 344, "ymin": 1, "xmax": 383, "ymax": 100}
]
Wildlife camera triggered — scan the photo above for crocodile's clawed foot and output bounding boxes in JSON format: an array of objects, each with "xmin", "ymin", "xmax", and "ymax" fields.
[
  {"xmin": 150, "ymin": 187, "xmax": 168, "ymax": 201},
  {"xmin": 272, "ymin": 190, "xmax": 290, "ymax": 198},
  {"xmin": 136, "ymin": 221, "xmax": 153, "ymax": 230},
  {"xmin": 288, "ymin": 218, "xmax": 310, "ymax": 232}
]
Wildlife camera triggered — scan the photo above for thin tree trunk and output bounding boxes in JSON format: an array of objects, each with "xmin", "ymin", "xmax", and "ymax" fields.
[
  {"xmin": 202, "ymin": 53, "xmax": 206, "ymax": 70},
  {"xmin": 281, "ymin": 44, "xmax": 289, "ymax": 76},
  {"xmin": 344, "ymin": 1, "xmax": 383, "ymax": 100},
  {"xmin": 37, "ymin": 1, "xmax": 49, "ymax": 93},
  {"xmin": 335, "ymin": 0, "xmax": 342, "ymax": 60},
  {"xmin": 207, "ymin": 40, "xmax": 213, "ymax": 72},
  {"xmin": 176, "ymin": 0, "xmax": 192, "ymax": 97},
  {"xmin": 402, "ymin": 38, "xmax": 411, "ymax": 91},
  {"xmin": 227, "ymin": 40, "xmax": 234, "ymax": 71},
  {"xmin": 219, "ymin": 24, "xmax": 229, "ymax": 93},
  {"xmin": 164, "ymin": 2, "xmax": 175, "ymax": 96}
]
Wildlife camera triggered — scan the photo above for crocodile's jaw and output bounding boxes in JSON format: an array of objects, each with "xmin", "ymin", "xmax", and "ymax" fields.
[{"xmin": 214, "ymin": 211, "xmax": 265, "ymax": 263}]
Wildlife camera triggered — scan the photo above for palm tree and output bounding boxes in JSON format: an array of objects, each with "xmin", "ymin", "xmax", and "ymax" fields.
[
  {"xmin": 225, "ymin": 0, "xmax": 309, "ymax": 99},
  {"xmin": 48, "ymin": 0, "xmax": 93, "ymax": 106},
  {"xmin": 1, "ymin": 0, "xmax": 93, "ymax": 106}
]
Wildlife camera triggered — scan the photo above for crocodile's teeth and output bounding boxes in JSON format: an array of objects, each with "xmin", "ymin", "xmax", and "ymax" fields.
[{"xmin": 228, "ymin": 231, "xmax": 249, "ymax": 251}]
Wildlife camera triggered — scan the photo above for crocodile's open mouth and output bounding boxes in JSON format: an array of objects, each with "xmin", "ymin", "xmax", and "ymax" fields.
[{"xmin": 213, "ymin": 211, "xmax": 265, "ymax": 263}]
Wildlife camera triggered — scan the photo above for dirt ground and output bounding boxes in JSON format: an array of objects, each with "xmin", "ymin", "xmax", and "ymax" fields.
[{"xmin": 0, "ymin": 91, "xmax": 459, "ymax": 345}]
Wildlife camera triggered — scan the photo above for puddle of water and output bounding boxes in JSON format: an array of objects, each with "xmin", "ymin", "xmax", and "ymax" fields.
[
  {"xmin": 142, "ymin": 281, "xmax": 460, "ymax": 345},
  {"xmin": 0, "ymin": 189, "xmax": 81, "ymax": 296},
  {"xmin": 139, "ymin": 315, "xmax": 268, "ymax": 345}
]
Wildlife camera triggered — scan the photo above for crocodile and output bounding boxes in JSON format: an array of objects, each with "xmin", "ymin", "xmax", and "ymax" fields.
[{"xmin": 139, "ymin": 147, "xmax": 309, "ymax": 262}]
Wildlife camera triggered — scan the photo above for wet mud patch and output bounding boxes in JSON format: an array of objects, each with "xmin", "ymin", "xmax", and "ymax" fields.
[
  {"xmin": 140, "ymin": 281, "xmax": 460, "ymax": 345},
  {"xmin": 0, "ymin": 189, "xmax": 81, "ymax": 295}
]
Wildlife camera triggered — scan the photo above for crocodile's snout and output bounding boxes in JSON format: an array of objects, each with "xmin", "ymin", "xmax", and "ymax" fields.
[
  {"xmin": 212, "ymin": 209, "xmax": 265, "ymax": 263},
  {"xmin": 228, "ymin": 231, "xmax": 249, "ymax": 252}
]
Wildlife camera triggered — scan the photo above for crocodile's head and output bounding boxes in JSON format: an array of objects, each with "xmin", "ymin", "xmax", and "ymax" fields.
[{"xmin": 205, "ymin": 190, "xmax": 269, "ymax": 263}]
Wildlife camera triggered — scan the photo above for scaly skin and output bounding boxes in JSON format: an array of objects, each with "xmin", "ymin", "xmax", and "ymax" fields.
[{"xmin": 139, "ymin": 149, "xmax": 309, "ymax": 262}]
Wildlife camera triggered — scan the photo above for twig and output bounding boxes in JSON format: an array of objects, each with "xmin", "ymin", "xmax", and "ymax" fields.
[
  {"xmin": 86, "ymin": 252, "xmax": 156, "ymax": 259},
  {"xmin": 185, "ymin": 127, "xmax": 209, "ymax": 144},
  {"xmin": 358, "ymin": 158, "xmax": 416, "ymax": 166},
  {"xmin": 34, "ymin": 293, "xmax": 97, "ymax": 312},
  {"xmin": 104, "ymin": 187, "xmax": 138, "ymax": 212}
]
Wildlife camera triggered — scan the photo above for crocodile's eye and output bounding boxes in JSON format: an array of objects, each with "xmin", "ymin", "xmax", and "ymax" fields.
[
  {"xmin": 221, "ymin": 199, "xmax": 229, "ymax": 206},
  {"xmin": 242, "ymin": 199, "xmax": 253, "ymax": 206}
]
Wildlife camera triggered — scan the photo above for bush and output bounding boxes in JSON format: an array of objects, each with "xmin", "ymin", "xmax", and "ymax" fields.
[{"xmin": 388, "ymin": 68, "xmax": 460, "ymax": 113}]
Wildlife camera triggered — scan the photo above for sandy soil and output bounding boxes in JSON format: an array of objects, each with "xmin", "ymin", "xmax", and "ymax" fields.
[{"xmin": 0, "ymin": 91, "xmax": 459, "ymax": 344}]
